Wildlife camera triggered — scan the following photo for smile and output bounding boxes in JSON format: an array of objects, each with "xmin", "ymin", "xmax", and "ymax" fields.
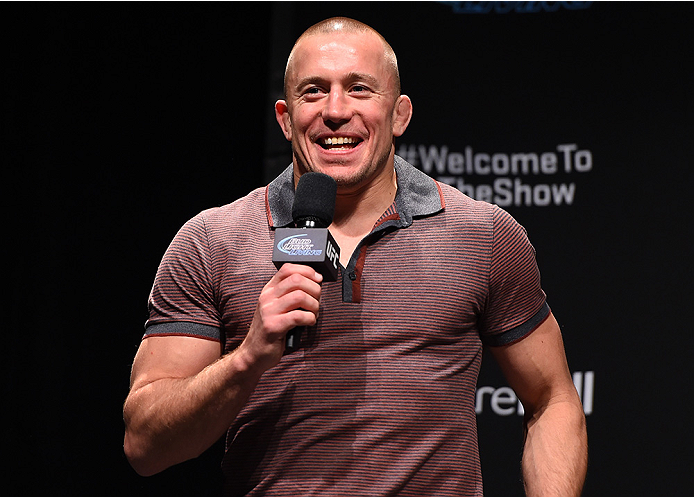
[{"xmin": 319, "ymin": 136, "xmax": 362, "ymax": 150}]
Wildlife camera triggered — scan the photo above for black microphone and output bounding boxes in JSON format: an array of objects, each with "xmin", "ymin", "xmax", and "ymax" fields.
[{"xmin": 272, "ymin": 172, "xmax": 341, "ymax": 350}]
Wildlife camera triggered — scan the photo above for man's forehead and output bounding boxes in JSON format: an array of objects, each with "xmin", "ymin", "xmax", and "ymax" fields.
[{"xmin": 288, "ymin": 32, "xmax": 389, "ymax": 79}]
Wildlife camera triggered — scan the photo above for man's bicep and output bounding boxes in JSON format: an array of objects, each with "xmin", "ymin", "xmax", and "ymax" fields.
[
  {"xmin": 488, "ymin": 313, "xmax": 577, "ymax": 415},
  {"xmin": 129, "ymin": 335, "xmax": 222, "ymax": 391}
]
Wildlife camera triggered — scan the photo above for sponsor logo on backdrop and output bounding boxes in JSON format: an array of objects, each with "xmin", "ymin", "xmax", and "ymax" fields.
[
  {"xmin": 476, "ymin": 371, "xmax": 594, "ymax": 416},
  {"xmin": 397, "ymin": 143, "xmax": 593, "ymax": 207},
  {"xmin": 441, "ymin": 1, "xmax": 593, "ymax": 15}
]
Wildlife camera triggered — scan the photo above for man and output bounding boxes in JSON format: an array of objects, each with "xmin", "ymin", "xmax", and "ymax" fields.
[{"xmin": 124, "ymin": 17, "xmax": 587, "ymax": 496}]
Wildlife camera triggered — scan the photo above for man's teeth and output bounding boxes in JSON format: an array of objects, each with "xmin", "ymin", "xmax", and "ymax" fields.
[{"xmin": 322, "ymin": 137, "xmax": 358, "ymax": 146}]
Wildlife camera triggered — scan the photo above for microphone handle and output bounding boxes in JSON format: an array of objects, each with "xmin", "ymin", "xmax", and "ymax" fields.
[{"xmin": 286, "ymin": 327, "xmax": 302, "ymax": 352}]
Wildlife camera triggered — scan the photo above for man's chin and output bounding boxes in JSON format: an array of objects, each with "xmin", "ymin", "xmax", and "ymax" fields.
[
  {"xmin": 300, "ymin": 161, "xmax": 360, "ymax": 180},
  {"xmin": 296, "ymin": 154, "xmax": 392, "ymax": 192}
]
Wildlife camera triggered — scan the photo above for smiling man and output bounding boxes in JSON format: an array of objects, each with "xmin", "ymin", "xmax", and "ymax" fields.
[
  {"xmin": 275, "ymin": 20, "xmax": 413, "ymax": 265},
  {"xmin": 124, "ymin": 17, "xmax": 587, "ymax": 496},
  {"xmin": 277, "ymin": 21, "xmax": 409, "ymax": 188}
]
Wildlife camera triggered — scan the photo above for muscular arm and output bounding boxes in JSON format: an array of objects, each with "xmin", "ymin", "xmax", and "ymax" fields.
[
  {"xmin": 489, "ymin": 313, "xmax": 588, "ymax": 496},
  {"xmin": 123, "ymin": 264, "xmax": 323, "ymax": 476}
]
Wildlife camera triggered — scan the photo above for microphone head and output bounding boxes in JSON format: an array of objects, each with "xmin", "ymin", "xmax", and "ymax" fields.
[{"xmin": 292, "ymin": 172, "xmax": 337, "ymax": 228}]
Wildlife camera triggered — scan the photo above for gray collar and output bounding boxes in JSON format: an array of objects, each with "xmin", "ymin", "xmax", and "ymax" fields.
[{"xmin": 265, "ymin": 155, "xmax": 444, "ymax": 228}]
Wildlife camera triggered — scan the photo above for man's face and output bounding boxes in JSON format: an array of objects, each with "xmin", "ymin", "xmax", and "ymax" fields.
[{"xmin": 276, "ymin": 31, "xmax": 411, "ymax": 192}]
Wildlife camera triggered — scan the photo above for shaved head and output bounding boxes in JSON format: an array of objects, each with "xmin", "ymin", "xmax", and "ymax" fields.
[
  {"xmin": 284, "ymin": 17, "xmax": 401, "ymax": 98},
  {"xmin": 275, "ymin": 15, "xmax": 413, "ymax": 192}
]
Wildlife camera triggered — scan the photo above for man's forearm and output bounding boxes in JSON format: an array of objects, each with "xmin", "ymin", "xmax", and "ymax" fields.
[
  {"xmin": 521, "ymin": 398, "xmax": 588, "ymax": 496},
  {"xmin": 123, "ymin": 348, "xmax": 264, "ymax": 476},
  {"xmin": 124, "ymin": 264, "xmax": 323, "ymax": 476}
]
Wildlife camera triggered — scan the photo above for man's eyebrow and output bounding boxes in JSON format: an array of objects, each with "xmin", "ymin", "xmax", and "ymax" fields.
[
  {"xmin": 344, "ymin": 72, "xmax": 380, "ymax": 87},
  {"xmin": 294, "ymin": 75, "xmax": 326, "ymax": 90},
  {"xmin": 294, "ymin": 72, "xmax": 382, "ymax": 91}
]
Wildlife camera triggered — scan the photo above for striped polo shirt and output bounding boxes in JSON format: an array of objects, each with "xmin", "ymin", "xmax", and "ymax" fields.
[{"xmin": 145, "ymin": 156, "xmax": 549, "ymax": 496}]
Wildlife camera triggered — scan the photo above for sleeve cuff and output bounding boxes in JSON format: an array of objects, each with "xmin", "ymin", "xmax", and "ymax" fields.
[
  {"xmin": 482, "ymin": 302, "xmax": 551, "ymax": 347},
  {"xmin": 143, "ymin": 321, "xmax": 221, "ymax": 342}
]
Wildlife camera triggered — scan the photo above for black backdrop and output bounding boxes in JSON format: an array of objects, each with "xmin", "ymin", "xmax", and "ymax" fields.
[{"xmin": 5, "ymin": 2, "xmax": 692, "ymax": 496}]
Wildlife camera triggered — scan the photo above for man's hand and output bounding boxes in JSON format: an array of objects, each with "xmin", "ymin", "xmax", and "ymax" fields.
[{"xmin": 241, "ymin": 263, "xmax": 323, "ymax": 369}]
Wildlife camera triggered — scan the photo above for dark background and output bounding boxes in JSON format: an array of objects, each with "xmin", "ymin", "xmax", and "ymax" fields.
[{"xmin": 4, "ymin": 2, "xmax": 692, "ymax": 495}]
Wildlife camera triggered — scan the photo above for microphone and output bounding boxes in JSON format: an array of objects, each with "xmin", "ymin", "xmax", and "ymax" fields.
[{"xmin": 272, "ymin": 172, "xmax": 341, "ymax": 350}]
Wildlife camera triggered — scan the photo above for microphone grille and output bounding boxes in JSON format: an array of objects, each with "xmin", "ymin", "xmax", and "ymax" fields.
[{"xmin": 292, "ymin": 172, "xmax": 337, "ymax": 228}]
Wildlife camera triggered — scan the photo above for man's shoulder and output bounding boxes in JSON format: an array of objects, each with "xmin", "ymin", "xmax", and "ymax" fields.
[
  {"xmin": 167, "ymin": 187, "xmax": 271, "ymax": 246},
  {"xmin": 435, "ymin": 182, "xmax": 530, "ymax": 247},
  {"xmin": 438, "ymin": 181, "xmax": 494, "ymax": 209},
  {"xmin": 196, "ymin": 186, "xmax": 269, "ymax": 226},
  {"xmin": 436, "ymin": 180, "xmax": 499, "ymax": 223}
]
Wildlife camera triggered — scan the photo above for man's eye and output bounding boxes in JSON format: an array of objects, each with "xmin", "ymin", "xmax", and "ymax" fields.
[
  {"xmin": 351, "ymin": 85, "xmax": 368, "ymax": 92},
  {"xmin": 305, "ymin": 87, "xmax": 324, "ymax": 95}
]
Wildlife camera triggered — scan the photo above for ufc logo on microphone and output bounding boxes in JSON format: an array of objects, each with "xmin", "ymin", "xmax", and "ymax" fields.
[{"xmin": 326, "ymin": 240, "xmax": 339, "ymax": 270}]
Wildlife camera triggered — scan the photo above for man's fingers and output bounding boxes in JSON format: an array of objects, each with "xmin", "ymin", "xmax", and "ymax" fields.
[
  {"xmin": 255, "ymin": 264, "xmax": 324, "ymax": 336},
  {"xmin": 265, "ymin": 264, "xmax": 323, "ymax": 306},
  {"xmin": 258, "ymin": 288, "xmax": 320, "ymax": 331},
  {"xmin": 274, "ymin": 263, "xmax": 323, "ymax": 285}
]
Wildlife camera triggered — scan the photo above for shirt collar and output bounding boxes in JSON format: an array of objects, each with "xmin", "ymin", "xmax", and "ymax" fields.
[{"xmin": 265, "ymin": 155, "xmax": 445, "ymax": 229}]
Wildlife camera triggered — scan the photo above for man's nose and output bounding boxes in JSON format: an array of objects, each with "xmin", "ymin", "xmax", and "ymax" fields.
[{"xmin": 323, "ymin": 88, "xmax": 351, "ymax": 123}]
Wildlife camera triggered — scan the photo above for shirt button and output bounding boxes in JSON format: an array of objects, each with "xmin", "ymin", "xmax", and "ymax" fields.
[{"xmin": 348, "ymin": 271, "xmax": 357, "ymax": 281}]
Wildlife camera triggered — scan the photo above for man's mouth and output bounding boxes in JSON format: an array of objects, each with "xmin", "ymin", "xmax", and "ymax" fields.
[{"xmin": 319, "ymin": 136, "xmax": 362, "ymax": 150}]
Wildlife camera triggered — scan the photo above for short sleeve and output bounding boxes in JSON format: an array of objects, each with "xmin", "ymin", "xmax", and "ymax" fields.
[
  {"xmin": 479, "ymin": 206, "xmax": 549, "ymax": 346},
  {"xmin": 144, "ymin": 212, "xmax": 222, "ymax": 342}
]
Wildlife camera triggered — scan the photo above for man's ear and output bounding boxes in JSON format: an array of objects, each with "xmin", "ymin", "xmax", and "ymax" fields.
[
  {"xmin": 275, "ymin": 100, "xmax": 292, "ymax": 141},
  {"xmin": 392, "ymin": 95, "xmax": 413, "ymax": 137}
]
